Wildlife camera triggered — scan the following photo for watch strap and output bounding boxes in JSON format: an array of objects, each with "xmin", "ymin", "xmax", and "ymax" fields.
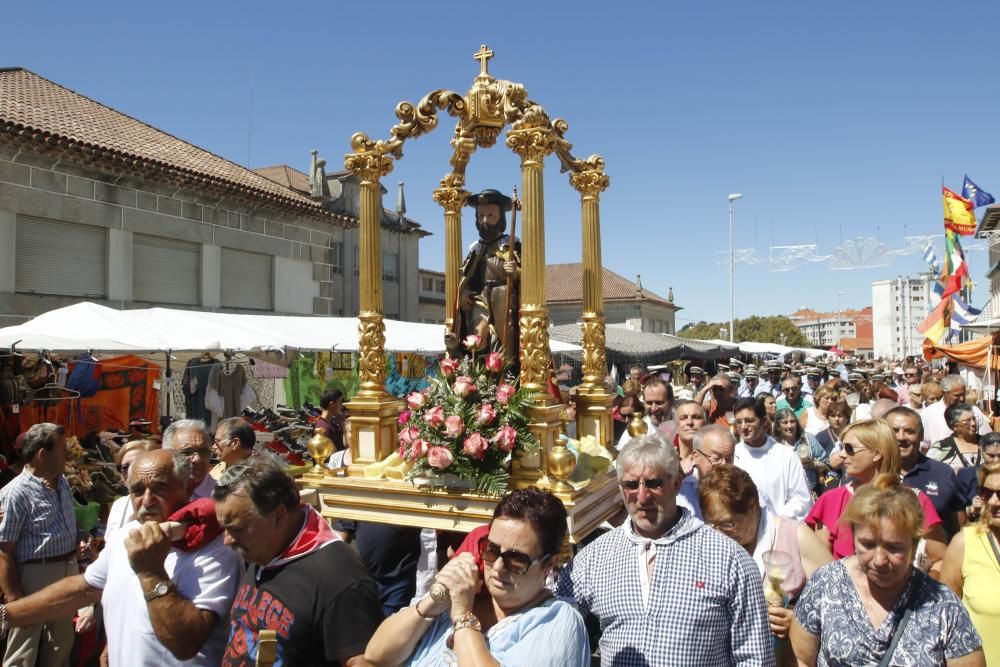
[{"xmin": 142, "ymin": 580, "xmax": 173, "ymax": 602}]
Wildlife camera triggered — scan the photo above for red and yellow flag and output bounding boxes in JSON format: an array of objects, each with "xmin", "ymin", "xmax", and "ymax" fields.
[{"xmin": 943, "ymin": 187, "xmax": 977, "ymax": 235}]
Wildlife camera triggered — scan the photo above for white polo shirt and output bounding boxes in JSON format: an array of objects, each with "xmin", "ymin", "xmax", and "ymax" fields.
[{"xmin": 84, "ymin": 521, "xmax": 243, "ymax": 666}]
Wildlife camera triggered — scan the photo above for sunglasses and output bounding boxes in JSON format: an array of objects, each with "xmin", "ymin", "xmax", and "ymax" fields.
[
  {"xmin": 620, "ymin": 477, "xmax": 665, "ymax": 491},
  {"xmin": 843, "ymin": 443, "xmax": 868, "ymax": 456},
  {"xmin": 477, "ymin": 538, "xmax": 549, "ymax": 575},
  {"xmin": 979, "ymin": 487, "xmax": 1000, "ymax": 503}
]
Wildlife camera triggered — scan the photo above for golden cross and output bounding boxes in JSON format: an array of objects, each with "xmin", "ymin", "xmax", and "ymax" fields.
[{"xmin": 473, "ymin": 44, "xmax": 494, "ymax": 76}]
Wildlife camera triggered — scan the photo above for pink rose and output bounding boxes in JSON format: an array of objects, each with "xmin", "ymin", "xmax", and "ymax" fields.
[
  {"xmin": 423, "ymin": 406, "xmax": 445, "ymax": 428},
  {"xmin": 463, "ymin": 334, "xmax": 483, "ymax": 351},
  {"xmin": 496, "ymin": 383, "xmax": 515, "ymax": 405},
  {"xmin": 492, "ymin": 425, "xmax": 518, "ymax": 452},
  {"xmin": 397, "ymin": 410, "xmax": 412, "ymax": 425},
  {"xmin": 485, "ymin": 352, "xmax": 503, "ymax": 372},
  {"xmin": 476, "ymin": 403, "xmax": 497, "ymax": 425},
  {"xmin": 398, "ymin": 426, "xmax": 420, "ymax": 446},
  {"xmin": 427, "ymin": 446, "xmax": 455, "ymax": 469},
  {"xmin": 444, "ymin": 415, "xmax": 465, "ymax": 438},
  {"xmin": 439, "ymin": 357, "xmax": 459, "ymax": 376},
  {"xmin": 406, "ymin": 391, "xmax": 426, "ymax": 410},
  {"xmin": 463, "ymin": 432, "xmax": 489, "ymax": 460},
  {"xmin": 410, "ymin": 438, "xmax": 428, "ymax": 459},
  {"xmin": 453, "ymin": 376, "xmax": 475, "ymax": 398}
]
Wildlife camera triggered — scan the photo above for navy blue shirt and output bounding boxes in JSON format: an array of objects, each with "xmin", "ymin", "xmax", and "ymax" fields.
[
  {"xmin": 956, "ymin": 465, "xmax": 980, "ymax": 506},
  {"xmin": 901, "ymin": 454, "xmax": 964, "ymax": 538}
]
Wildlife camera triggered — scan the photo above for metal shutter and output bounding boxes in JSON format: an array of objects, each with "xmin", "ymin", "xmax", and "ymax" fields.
[
  {"xmin": 133, "ymin": 234, "xmax": 200, "ymax": 305},
  {"xmin": 221, "ymin": 248, "xmax": 272, "ymax": 310},
  {"xmin": 15, "ymin": 216, "xmax": 107, "ymax": 297}
]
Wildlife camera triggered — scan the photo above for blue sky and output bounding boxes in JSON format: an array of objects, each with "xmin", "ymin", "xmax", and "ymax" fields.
[{"xmin": 4, "ymin": 1, "xmax": 997, "ymax": 326}]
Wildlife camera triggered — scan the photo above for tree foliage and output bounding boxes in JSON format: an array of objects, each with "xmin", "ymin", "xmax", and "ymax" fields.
[{"xmin": 678, "ymin": 315, "xmax": 812, "ymax": 347}]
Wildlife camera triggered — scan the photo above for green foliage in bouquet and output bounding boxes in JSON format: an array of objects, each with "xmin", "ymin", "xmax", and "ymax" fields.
[{"xmin": 397, "ymin": 340, "xmax": 538, "ymax": 497}]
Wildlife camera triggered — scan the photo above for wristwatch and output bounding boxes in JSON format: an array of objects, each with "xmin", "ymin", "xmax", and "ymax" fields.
[{"xmin": 143, "ymin": 581, "xmax": 173, "ymax": 602}]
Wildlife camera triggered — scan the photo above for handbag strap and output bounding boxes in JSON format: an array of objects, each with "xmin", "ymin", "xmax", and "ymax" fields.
[{"xmin": 876, "ymin": 581, "xmax": 917, "ymax": 667}]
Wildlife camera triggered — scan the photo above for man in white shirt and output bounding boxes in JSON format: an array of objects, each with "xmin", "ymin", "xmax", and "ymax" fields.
[
  {"xmin": 921, "ymin": 374, "xmax": 991, "ymax": 447},
  {"xmin": 732, "ymin": 397, "xmax": 812, "ymax": 521},
  {"xmin": 163, "ymin": 419, "xmax": 217, "ymax": 500},
  {"xmin": 0, "ymin": 449, "xmax": 242, "ymax": 665},
  {"xmin": 616, "ymin": 379, "xmax": 675, "ymax": 450}
]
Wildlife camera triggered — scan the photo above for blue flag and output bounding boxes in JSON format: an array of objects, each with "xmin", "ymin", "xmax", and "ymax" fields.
[{"xmin": 962, "ymin": 175, "xmax": 995, "ymax": 208}]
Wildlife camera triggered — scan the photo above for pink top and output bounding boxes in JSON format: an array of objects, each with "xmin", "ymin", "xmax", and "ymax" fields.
[
  {"xmin": 759, "ymin": 516, "xmax": 808, "ymax": 599},
  {"xmin": 804, "ymin": 485, "xmax": 942, "ymax": 559}
]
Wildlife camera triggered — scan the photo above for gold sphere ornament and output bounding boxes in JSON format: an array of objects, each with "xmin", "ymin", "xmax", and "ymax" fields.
[
  {"xmin": 307, "ymin": 432, "xmax": 334, "ymax": 473},
  {"xmin": 627, "ymin": 412, "xmax": 648, "ymax": 438},
  {"xmin": 547, "ymin": 436, "xmax": 577, "ymax": 491}
]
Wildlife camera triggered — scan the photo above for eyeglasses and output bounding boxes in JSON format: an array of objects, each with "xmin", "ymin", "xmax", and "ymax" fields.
[
  {"xmin": 620, "ymin": 477, "xmax": 665, "ymax": 492},
  {"xmin": 177, "ymin": 447, "xmax": 212, "ymax": 459},
  {"xmin": 477, "ymin": 538, "xmax": 550, "ymax": 575},
  {"xmin": 709, "ymin": 520, "xmax": 738, "ymax": 533},
  {"xmin": 694, "ymin": 450, "xmax": 729, "ymax": 466},
  {"xmin": 843, "ymin": 443, "xmax": 868, "ymax": 456},
  {"xmin": 978, "ymin": 487, "xmax": 1000, "ymax": 503}
]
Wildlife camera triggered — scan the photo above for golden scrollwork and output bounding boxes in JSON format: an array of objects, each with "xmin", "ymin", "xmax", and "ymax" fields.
[
  {"xmin": 518, "ymin": 305, "xmax": 553, "ymax": 396},
  {"xmin": 580, "ymin": 314, "xmax": 608, "ymax": 384},
  {"xmin": 344, "ymin": 149, "xmax": 394, "ymax": 183},
  {"xmin": 357, "ymin": 312, "xmax": 387, "ymax": 391},
  {"xmin": 569, "ymin": 168, "xmax": 610, "ymax": 198},
  {"xmin": 431, "ymin": 185, "xmax": 470, "ymax": 212}
]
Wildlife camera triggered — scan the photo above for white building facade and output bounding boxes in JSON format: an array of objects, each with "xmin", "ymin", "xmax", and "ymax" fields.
[{"xmin": 872, "ymin": 274, "xmax": 936, "ymax": 359}]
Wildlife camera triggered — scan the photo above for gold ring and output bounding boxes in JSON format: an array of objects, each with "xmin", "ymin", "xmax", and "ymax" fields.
[{"xmin": 429, "ymin": 582, "xmax": 450, "ymax": 603}]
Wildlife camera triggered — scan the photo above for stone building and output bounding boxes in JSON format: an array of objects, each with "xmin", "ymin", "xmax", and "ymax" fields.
[
  {"xmin": 545, "ymin": 263, "xmax": 680, "ymax": 333},
  {"xmin": 417, "ymin": 268, "xmax": 447, "ymax": 324},
  {"xmin": 0, "ymin": 68, "xmax": 426, "ymax": 327}
]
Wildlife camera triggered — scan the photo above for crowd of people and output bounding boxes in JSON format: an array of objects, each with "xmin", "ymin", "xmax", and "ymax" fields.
[{"xmin": 0, "ymin": 356, "xmax": 997, "ymax": 665}]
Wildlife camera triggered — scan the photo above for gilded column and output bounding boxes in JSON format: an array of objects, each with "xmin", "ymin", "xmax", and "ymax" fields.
[
  {"xmin": 570, "ymin": 162, "xmax": 614, "ymax": 450},
  {"xmin": 506, "ymin": 121, "xmax": 558, "ymax": 398},
  {"xmin": 342, "ymin": 147, "xmax": 399, "ymax": 476},
  {"xmin": 431, "ymin": 185, "xmax": 469, "ymax": 332}
]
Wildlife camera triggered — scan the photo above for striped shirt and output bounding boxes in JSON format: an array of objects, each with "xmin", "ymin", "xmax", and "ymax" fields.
[
  {"xmin": 558, "ymin": 509, "xmax": 774, "ymax": 666},
  {"xmin": 0, "ymin": 470, "xmax": 77, "ymax": 562}
]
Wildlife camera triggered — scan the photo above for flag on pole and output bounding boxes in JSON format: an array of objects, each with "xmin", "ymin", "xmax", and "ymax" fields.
[
  {"xmin": 943, "ymin": 187, "xmax": 978, "ymax": 235},
  {"xmin": 918, "ymin": 297, "xmax": 950, "ymax": 345},
  {"xmin": 922, "ymin": 242, "xmax": 940, "ymax": 274},
  {"xmin": 940, "ymin": 228, "xmax": 970, "ymax": 299},
  {"xmin": 962, "ymin": 175, "xmax": 995, "ymax": 209},
  {"xmin": 948, "ymin": 294, "xmax": 982, "ymax": 340}
]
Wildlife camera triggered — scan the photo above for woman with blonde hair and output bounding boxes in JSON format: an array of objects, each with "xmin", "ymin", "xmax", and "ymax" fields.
[
  {"xmin": 804, "ymin": 419, "xmax": 948, "ymax": 567},
  {"xmin": 800, "ymin": 385, "xmax": 835, "ymax": 437},
  {"xmin": 941, "ymin": 462, "xmax": 1000, "ymax": 663},
  {"xmin": 792, "ymin": 474, "xmax": 984, "ymax": 666}
]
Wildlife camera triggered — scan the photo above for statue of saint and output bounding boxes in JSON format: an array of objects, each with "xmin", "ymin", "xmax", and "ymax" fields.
[{"xmin": 446, "ymin": 189, "xmax": 520, "ymax": 363}]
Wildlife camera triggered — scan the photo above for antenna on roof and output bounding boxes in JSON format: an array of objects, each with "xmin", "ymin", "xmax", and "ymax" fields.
[{"xmin": 246, "ymin": 76, "xmax": 255, "ymax": 168}]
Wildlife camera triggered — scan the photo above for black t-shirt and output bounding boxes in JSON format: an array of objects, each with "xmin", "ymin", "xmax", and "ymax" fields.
[
  {"xmin": 355, "ymin": 522, "xmax": 421, "ymax": 581},
  {"xmin": 222, "ymin": 541, "xmax": 382, "ymax": 667}
]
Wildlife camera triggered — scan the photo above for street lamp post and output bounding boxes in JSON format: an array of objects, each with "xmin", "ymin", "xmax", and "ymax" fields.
[{"xmin": 728, "ymin": 193, "xmax": 743, "ymax": 343}]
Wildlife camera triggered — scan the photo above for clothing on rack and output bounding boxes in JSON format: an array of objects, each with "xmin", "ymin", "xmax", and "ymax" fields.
[
  {"xmin": 182, "ymin": 356, "xmax": 219, "ymax": 422},
  {"xmin": 205, "ymin": 364, "xmax": 256, "ymax": 429}
]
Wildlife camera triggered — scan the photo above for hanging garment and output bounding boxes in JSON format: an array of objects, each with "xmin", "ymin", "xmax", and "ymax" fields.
[
  {"xmin": 204, "ymin": 364, "xmax": 256, "ymax": 429},
  {"xmin": 182, "ymin": 357, "xmax": 218, "ymax": 422}
]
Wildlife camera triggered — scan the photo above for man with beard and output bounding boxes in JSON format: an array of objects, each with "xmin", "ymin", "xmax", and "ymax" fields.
[
  {"xmin": 886, "ymin": 406, "xmax": 966, "ymax": 539},
  {"xmin": 446, "ymin": 189, "xmax": 519, "ymax": 362},
  {"xmin": 0, "ymin": 449, "xmax": 242, "ymax": 665}
]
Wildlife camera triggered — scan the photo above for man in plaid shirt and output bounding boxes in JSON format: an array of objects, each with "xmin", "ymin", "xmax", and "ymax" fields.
[{"xmin": 558, "ymin": 432, "xmax": 774, "ymax": 666}]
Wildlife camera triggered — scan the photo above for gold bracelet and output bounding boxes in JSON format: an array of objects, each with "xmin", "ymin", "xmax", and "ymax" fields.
[
  {"xmin": 413, "ymin": 598, "xmax": 436, "ymax": 622},
  {"xmin": 452, "ymin": 611, "xmax": 481, "ymax": 634}
]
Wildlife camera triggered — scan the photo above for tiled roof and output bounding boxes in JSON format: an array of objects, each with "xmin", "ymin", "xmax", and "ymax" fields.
[
  {"xmin": 838, "ymin": 337, "xmax": 874, "ymax": 351},
  {"xmin": 546, "ymin": 263, "xmax": 678, "ymax": 308},
  {"xmin": 254, "ymin": 164, "xmax": 311, "ymax": 195},
  {"xmin": 0, "ymin": 68, "xmax": 341, "ymax": 221}
]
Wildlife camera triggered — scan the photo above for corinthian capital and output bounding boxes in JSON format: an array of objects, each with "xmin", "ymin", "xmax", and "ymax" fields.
[
  {"xmin": 506, "ymin": 125, "xmax": 558, "ymax": 164},
  {"xmin": 569, "ymin": 168, "xmax": 610, "ymax": 198},
  {"xmin": 344, "ymin": 150, "xmax": 394, "ymax": 184},
  {"xmin": 432, "ymin": 184, "xmax": 471, "ymax": 213}
]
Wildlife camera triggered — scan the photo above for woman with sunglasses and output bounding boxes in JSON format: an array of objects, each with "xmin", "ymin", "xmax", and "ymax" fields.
[
  {"xmin": 364, "ymin": 487, "xmax": 589, "ymax": 667},
  {"xmin": 928, "ymin": 403, "xmax": 983, "ymax": 473},
  {"xmin": 792, "ymin": 473, "xmax": 984, "ymax": 666},
  {"xmin": 941, "ymin": 462, "xmax": 1000, "ymax": 664},
  {"xmin": 804, "ymin": 419, "xmax": 948, "ymax": 568},
  {"xmin": 699, "ymin": 464, "xmax": 831, "ymax": 655}
]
